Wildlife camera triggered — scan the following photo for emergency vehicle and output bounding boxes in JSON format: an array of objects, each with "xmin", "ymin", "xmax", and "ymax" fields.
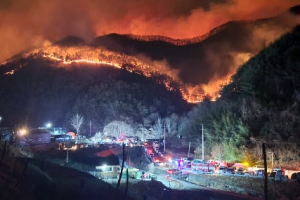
[{"xmin": 191, "ymin": 159, "xmax": 216, "ymax": 172}]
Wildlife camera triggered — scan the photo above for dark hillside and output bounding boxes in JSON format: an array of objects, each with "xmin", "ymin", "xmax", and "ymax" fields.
[
  {"xmin": 0, "ymin": 153, "xmax": 133, "ymax": 200},
  {"xmin": 216, "ymin": 25, "xmax": 300, "ymax": 163},
  {"xmin": 0, "ymin": 57, "xmax": 192, "ymax": 130},
  {"xmin": 177, "ymin": 25, "xmax": 300, "ymax": 165},
  {"xmin": 221, "ymin": 25, "xmax": 300, "ymax": 107}
]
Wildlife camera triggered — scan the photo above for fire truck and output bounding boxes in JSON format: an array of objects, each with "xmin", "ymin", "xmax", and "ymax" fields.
[{"xmin": 191, "ymin": 159, "xmax": 216, "ymax": 172}]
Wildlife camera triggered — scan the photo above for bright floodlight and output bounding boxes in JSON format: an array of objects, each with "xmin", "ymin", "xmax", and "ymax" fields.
[
  {"xmin": 19, "ymin": 129, "xmax": 27, "ymax": 136},
  {"xmin": 46, "ymin": 123, "xmax": 52, "ymax": 128}
]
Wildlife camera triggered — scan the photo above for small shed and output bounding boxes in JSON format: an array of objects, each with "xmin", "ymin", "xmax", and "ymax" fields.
[
  {"xmin": 69, "ymin": 148, "xmax": 120, "ymax": 179},
  {"xmin": 92, "ymin": 164, "xmax": 120, "ymax": 179},
  {"xmin": 20, "ymin": 128, "xmax": 51, "ymax": 145},
  {"xmin": 88, "ymin": 155, "xmax": 120, "ymax": 179}
]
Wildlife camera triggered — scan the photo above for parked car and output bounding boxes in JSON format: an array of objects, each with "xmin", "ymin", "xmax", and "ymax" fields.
[
  {"xmin": 153, "ymin": 141, "xmax": 160, "ymax": 148},
  {"xmin": 159, "ymin": 152, "xmax": 166, "ymax": 157},
  {"xmin": 236, "ymin": 168, "xmax": 247, "ymax": 175},
  {"xmin": 248, "ymin": 165, "xmax": 265, "ymax": 175},
  {"xmin": 291, "ymin": 172, "xmax": 300, "ymax": 182},
  {"xmin": 154, "ymin": 161, "xmax": 166, "ymax": 167},
  {"xmin": 225, "ymin": 167, "xmax": 235, "ymax": 175},
  {"xmin": 191, "ymin": 159, "xmax": 216, "ymax": 172},
  {"xmin": 244, "ymin": 172, "xmax": 250, "ymax": 176},
  {"xmin": 182, "ymin": 158, "xmax": 192, "ymax": 167},
  {"xmin": 166, "ymin": 168, "xmax": 182, "ymax": 175},
  {"xmin": 275, "ymin": 170, "xmax": 288, "ymax": 181},
  {"xmin": 218, "ymin": 166, "xmax": 227, "ymax": 173},
  {"xmin": 272, "ymin": 168, "xmax": 281, "ymax": 172},
  {"xmin": 256, "ymin": 170, "xmax": 265, "ymax": 177},
  {"xmin": 268, "ymin": 172, "xmax": 276, "ymax": 180},
  {"xmin": 154, "ymin": 148, "xmax": 160, "ymax": 153},
  {"xmin": 152, "ymin": 156, "xmax": 162, "ymax": 163}
]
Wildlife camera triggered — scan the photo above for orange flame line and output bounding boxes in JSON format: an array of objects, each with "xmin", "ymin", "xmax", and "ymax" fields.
[{"xmin": 23, "ymin": 45, "xmax": 209, "ymax": 103}]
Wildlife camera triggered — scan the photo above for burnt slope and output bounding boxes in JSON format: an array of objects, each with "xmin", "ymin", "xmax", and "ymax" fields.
[{"xmin": 0, "ymin": 56, "xmax": 192, "ymax": 128}]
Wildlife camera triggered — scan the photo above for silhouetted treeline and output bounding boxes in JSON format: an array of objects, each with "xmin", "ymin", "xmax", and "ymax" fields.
[{"xmin": 0, "ymin": 59, "xmax": 192, "ymax": 131}]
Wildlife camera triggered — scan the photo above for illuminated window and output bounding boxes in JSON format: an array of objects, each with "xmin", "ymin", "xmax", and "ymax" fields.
[{"xmin": 105, "ymin": 167, "xmax": 112, "ymax": 172}]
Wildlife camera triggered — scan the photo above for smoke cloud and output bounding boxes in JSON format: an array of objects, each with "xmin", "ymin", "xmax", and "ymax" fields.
[
  {"xmin": 0, "ymin": 0, "xmax": 299, "ymax": 63},
  {"xmin": 0, "ymin": 0, "xmax": 299, "ymax": 100}
]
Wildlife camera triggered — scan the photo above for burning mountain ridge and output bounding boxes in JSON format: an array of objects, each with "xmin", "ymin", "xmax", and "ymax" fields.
[
  {"xmin": 3, "ymin": 44, "xmax": 205, "ymax": 103},
  {"xmin": 125, "ymin": 24, "xmax": 225, "ymax": 46},
  {"xmin": 2, "ymin": 5, "xmax": 300, "ymax": 103}
]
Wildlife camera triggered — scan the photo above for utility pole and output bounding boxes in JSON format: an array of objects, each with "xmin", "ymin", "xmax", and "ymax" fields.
[
  {"xmin": 164, "ymin": 123, "xmax": 166, "ymax": 152},
  {"xmin": 271, "ymin": 152, "xmax": 274, "ymax": 169},
  {"xmin": 89, "ymin": 120, "xmax": 92, "ymax": 136},
  {"xmin": 188, "ymin": 141, "xmax": 191, "ymax": 158},
  {"xmin": 202, "ymin": 124, "xmax": 204, "ymax": 160},
  {"xmin": 262, "ymin": 143, "xmax": 268, "ymax": 200},
  {"xmin": 66, "ymin": 148, "xmax": 69, "ymax": 163}
]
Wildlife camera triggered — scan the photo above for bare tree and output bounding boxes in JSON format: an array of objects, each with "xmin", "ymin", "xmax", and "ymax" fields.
[
  {"xmin": 151, "ymin": 117, "xmax": 163, "ymax": 139},
  {"xmin": 164, "ymin": 117, "xmax": 172, "ymax": 136},
  {"xmin": 177, "ymin": 116, "xmax": 190, "ymax": 137},
  {"xmin": 70, "ymin": 114, "xmax": 84, "ymax": 135},
  {"xmin": 135, "ymin": 123, "xmax": 148, "ymax": 141},
  {"xmin": 103, "ymin": 121, "xmax": 134, "ymax": 139},
  {"xmin": 164, "ymin": 114, "xmax": 178, "ymax": 137},
  {"xmin": 210, "ymin": 143, "xmax": 225, "ymax": 160}
]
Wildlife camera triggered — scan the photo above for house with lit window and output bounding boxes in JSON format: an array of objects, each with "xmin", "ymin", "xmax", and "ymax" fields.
[
  {"xmin": 62, "ymin": 148, "xmax": 121, "ymax": 179},
  {"xmin": 87, "ymin": 154, "xmax": 120, "ymax": 179},
  {"xmin": 18, "ymin": 128, "xmax": 51, "ymax": 145}
]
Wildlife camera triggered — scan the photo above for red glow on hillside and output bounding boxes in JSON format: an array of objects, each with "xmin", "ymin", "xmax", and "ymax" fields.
[
  {"xmin": 0, "ymin": 0, "xmax": 298, "ymax": 63},
  {"xmin": 18, "ymin": 45, "xmax": 231, "ymax": 103}
]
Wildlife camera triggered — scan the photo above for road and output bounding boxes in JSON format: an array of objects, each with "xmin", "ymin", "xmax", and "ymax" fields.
[
  {"xmin": 155, "ymin": 174, "xmax": 262, "ymax": 200},
  {"xmin": 156, "ymin": 174, "xmax": 199, "ymax": 190},
  {"xmin": 103, "ymin": 174, "xmax": 262, "ymax": 200}
]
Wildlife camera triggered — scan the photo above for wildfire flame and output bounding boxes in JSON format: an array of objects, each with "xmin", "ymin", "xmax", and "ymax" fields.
[
  {"xmin": 124, "ymin": 26, "xmax": 224, "ymax": 46},
  {"xmin": 5, "ymin": 44, "xmax": 240, "ymax": 103}
]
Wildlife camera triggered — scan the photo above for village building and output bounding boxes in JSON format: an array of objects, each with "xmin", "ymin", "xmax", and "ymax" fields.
[{"xmin": 19, "ymin": 128, "xmax": 51, "ymax": 145}]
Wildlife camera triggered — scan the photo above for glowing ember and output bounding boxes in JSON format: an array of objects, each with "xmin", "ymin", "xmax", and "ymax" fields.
[
  {"xmin": 4, "ymin": 70, "xmax": 14, "ymax": 75},
  {"xmin": 124, "ymin": 27, "xmax": 224, "ymax": 46}
]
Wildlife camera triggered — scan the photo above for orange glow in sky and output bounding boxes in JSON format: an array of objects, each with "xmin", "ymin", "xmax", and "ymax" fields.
[{"xmin": 1, "ymin": 0, "xmax": 299, "ymax": 103}]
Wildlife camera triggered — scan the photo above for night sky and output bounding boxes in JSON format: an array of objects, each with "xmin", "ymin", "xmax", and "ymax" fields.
[
  {"xmin": 0, "ymin": 0, "xmax": 298, "ymax": 63},
  {"xmin": 0, "ymin": 0, "xmax": 300, "ymax": 99}
]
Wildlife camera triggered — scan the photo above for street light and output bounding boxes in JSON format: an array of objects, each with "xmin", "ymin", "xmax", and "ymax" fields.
[
  {"xmin": 103, "ymin": 164, "xmax": 107, "ymax": 180},
  {"xmin": 46, "ymin": 123, "xmax": 52, "ymax": 128},
  {"xmin": 19, "ymin": 129, "xmax": 27, "ymax": 136},
  {"xmin": 268, "ymin": 152, "xmax": 274, "ymax": 169},
  {"xmin": 163, "ymin": 124, "xmax": 166, "ymax": 153},
  {"xmin": 201, "ymin": 124, "xmax": 204, "ymax": 160}
]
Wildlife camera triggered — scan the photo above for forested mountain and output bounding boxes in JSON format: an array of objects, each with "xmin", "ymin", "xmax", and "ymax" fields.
[
  {"xmin": 93, "ymin": 6, "xmax": 300, "ymax": 86},
  {"xmin": 35, "ymin": 6, "xmax": 300, "ymax": 102},
  {"xmin": 221, "ymin": 25, "xmax": 300, "ymax": 142},
  {"xmin": 0, "ymin": 57, "xmax": 192, "ymax": 135},
  {"xmin": 180, "ymin": 25, "xmax": 300, "ymax": 165},
  {"xmin": 0, "ymin": 7, "xmax": 299, "ymax": 165}
]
